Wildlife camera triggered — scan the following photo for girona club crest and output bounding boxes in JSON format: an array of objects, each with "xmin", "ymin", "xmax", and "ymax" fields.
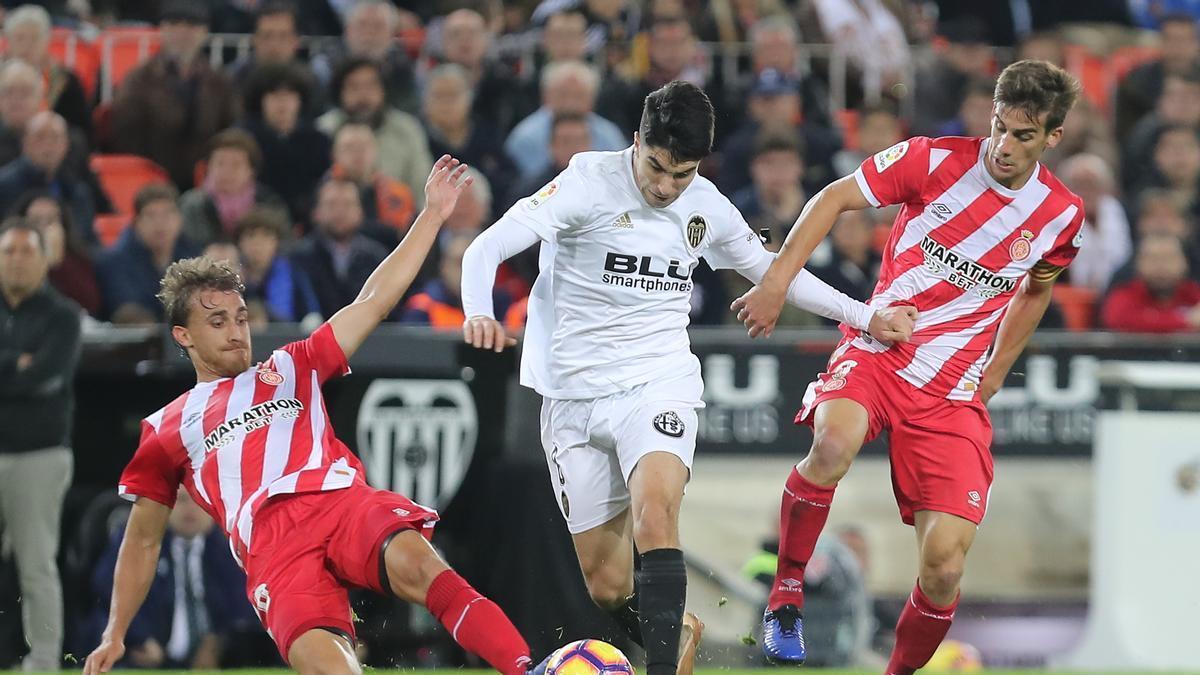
[{"xmin": 1009, "ymin": 229, "xmax": 1035, "ymax": 261}]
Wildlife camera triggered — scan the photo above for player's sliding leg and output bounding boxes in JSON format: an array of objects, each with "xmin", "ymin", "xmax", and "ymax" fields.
[
  {"xmin": 571, "ymin": 509, "xmax": 645, "ymax": 646},
  {"xmin": 764, "ymin": 399, "xmax": 869, "ymax": 664},
  {"xmin": 288, "ymin": 628, "xmax": 362, "ymax": 675},
  {"xmin": 627, "ymin": 451, "xmax": 690, "ymax": 675},
  {"xmin": 885, "ymin": 511, "xmax": 977, "ymax": 675},
  {"xmin": 383, "ymin": 530, "xmax": 532, "ymax": 675}
]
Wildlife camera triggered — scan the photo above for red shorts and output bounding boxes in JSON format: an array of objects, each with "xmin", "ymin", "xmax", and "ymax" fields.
[
  {"xmin": 242, "ymin": 482, "xmax": 438, "ymax": 662},
  {"xmin": 796, "ymin": 343, "xmax": 994, "ymax": 526}
]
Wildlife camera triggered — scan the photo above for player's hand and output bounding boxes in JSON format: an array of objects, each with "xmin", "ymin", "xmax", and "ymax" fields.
[
  {"xmin": 867, "ymin": 305, "xmax": 918, "ymax": 343},
  {"xmin": 731, "ymin": 284, "xmax": 787, "ymax": 338},
  {"xmin": 83, "ymin": 636, "xmax": 126, "ymax": 674},
  {"xmin": 424, "ymin": 155, "xmax": 473, "ymax": 223},
  {"xmin": 463, "ymin": 315, "xmax": 517, "ymax": 352},
  {"xmin": 979, "ymin": 371, "xmax": 1003, "ymax": 404}
]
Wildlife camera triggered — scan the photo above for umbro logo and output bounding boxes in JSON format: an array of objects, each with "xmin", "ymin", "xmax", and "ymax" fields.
[
  {"xmin": 930, "ymin": 203, "xmax": 953, "ymax": 220},
  {"xmin": 612, "ymin": 212, "xmax": 634, "ymax": 229},
  {"xmin": 967, "ymin": 490, "xmax": 981, "ymax": 507},
  {"xmin": 780, "ymin": 577, "xmax": 802, "ymax": 590}
]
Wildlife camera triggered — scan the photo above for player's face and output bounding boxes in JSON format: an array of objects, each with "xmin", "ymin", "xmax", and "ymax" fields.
[
  {"xmin": 632, "ymin": 134, "xmax": 700, "ymax": 208},
  {"xmin": 986, "ymin": 103, "xmax": 1062, "ymax": 189},
  {"xmin": 174, "ymin": 289, "xmax": 252, "ymax": 380}
]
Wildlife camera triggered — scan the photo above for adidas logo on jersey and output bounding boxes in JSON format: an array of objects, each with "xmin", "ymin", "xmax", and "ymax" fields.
[{"xmin": 612, "ymin": 212, "xmax": 634, "ymax": 229}]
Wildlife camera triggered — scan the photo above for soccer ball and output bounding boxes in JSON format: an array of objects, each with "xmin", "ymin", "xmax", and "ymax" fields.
[
  {"xmin": 546, "ymin": 639, "xmax": 635, "ymax": 675},
  {"xmin": 925, "ymin": 639, "xmax": 983, "ymax": 671}
]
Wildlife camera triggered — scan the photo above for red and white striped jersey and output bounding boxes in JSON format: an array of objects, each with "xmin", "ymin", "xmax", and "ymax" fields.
[
  {"xmin": 848, "ymin": 136, "xmax": 1084, "ymax": 401},
  {"xmin": 118, "ymin": 323, "xmax": 362, "ymax": 564}
]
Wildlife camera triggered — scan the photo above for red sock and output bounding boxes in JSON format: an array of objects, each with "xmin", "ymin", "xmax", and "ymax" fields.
[
  {"xmin": 425, "ymin": 570, "xmax": 531, "ymax": 675},
  {"xmin": 768, "ymin": 467, "xmax": 836, "ymax": 611},
  {"xmin": 885, "ymin": 581, "xmax": 959, "ymax": 675}
]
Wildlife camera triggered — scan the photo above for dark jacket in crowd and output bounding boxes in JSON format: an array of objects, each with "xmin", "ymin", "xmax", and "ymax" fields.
[
  {"xmin": 96, "ymin": 227, "xmax": 200, "ymax": 321},
  {"xmin": 289, "ymin": 234, "xmax": 393, "ymax": 319},
  {"xmin": 0, "ymin": 284, "xmax": 82, "ymax": 454}
]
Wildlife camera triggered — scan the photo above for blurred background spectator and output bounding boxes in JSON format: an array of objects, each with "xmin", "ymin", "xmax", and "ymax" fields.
[
  {"xmin": 11, "ymin": 190, "xmax": 100, "ymax": 316},
  {"xmin": 0, "ymin": 218, "xmax": 80, "ymax": 672},
  {"xmin": 179, "ymin": 129, "xmax": 288, "ymax": 247},
  {"xmin": 234, "ymin": 208, "xmax": 322, "ymax": 328},
  {"xmin": 1102, "ymin": 233, "xmax": 1200, "ymax": 332},
  {"xmin": 1, "ymin": 5, "xmax": 91, "ymax": 138}
]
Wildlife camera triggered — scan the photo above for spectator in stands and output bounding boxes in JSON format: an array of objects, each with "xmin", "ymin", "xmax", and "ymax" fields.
[
  {"xmin": 809, "ymin": 0, "xmax": 910, "ymax": 103},
  {"xmin": 937, "ymin": 77, "xmax": 995, "ymax": 138},
  {"xmin": 1128, "ymin": 188, "xmax": 1200, "ymax": 275},
  {"xmin": 313, "ymin": 0, "xmax": 419, "ymax": 115},
  {"xmin": 179, "ymin": 129, "xmax": 289, "ymax": 247},
  {"xmin": 1059, "ymin": 153, "xmax": 1132, "ymax": 292},
  {"xmin": 833, "ymin": 103, "xmax": 903, "ymax": 177},
  {"xmin": 318, "ymin": 58, "xmax": 433, "ymax": 208},
  {"xmin": 240, "ymin": 63, "xmax": 332, "ymax": 225},
  {"xmin": 1102, "ymin": 233, "xmax": 1200, "ymax": 332},
  {"xmin": 719, "ymin": 68, "xmax": 841, "ymax": 196},
  {"xmin": 228, "ymin": 1, "xmax": 311, "ymax": 95},
  {"xmin": 235, "ymin": 208, "xmax": 321, "ymax": 326},
  {"xmin": 514, "ymin": 9, "xmax": 589, "ymax": 120},
  {"xmin": 508, "ymin": 112, "xmax": 589, "ymax": 211},
  {"xmin": 109, "ymin": 1, "xmax": 239, "ymax": 190},
  {"xmin": 0, "ymin": 218, "xmax": 80, "ymax": 672},
  {"xmin": 402, "ymin": 231, "xmax": 512, "ymax": 329},
  {"xmin": 96, "ymin": 183, "xmax": 198, "ymax": 324},
  {"xmin": 1016, "ymin": 31, "xmax": 1066, "ymax": 67},
  {"xmin": 810, "ymin": 210, "xmax": 880, "ymax": 318},
  {"xmin": 88, "ymin": 488, "xmax": 257, "ymax": 670},
  {"xmin": 699, "ymin": 0, "xmax": 792, "ymax": 45},
  {"xmin": 1041, "ymin": 97, "xmax": 1120, "ymax": 173},
  {"xmin": 0, "ymin": 112, "xmax": 96, "ymax": 247},
  {"xmin": 13, "ymin": 191, "xmax": 100, "ymax": 316},
  {"xmin": 290, "ymin": 177, "xmax": 393, "ymax": 319},
  {"xmin": 716, "ymin": 17, "xmax": 833, "ymax": 138},
  {"xmin": 1116, "ymin": 13, "xmax": 1200, "ymax": 139},
  {"xmin": 422, "ymin": 64, "xmax": 514, "ymax": 217},
  {"xmin": 1122, "ymin": 67, "xmax": 1200, "ymax": 196},
  {"xmin": 1144, "ymin": 124, "xmax": 1200, "ymax": 218},
  {"xmin": 0, "ymin": 60, "xmax": 111, "ymax": 219},
  {"xmin": 911, "ymin": 16, "xmax": 994, "ymax": 136},
  {"xmin": 2, "ymin": 5, "xmax": 92, "ymax": 138},
  {"xmin": 732, "ymin": 129, "xmax": 806, "ymax": 247},
  {"xmin": 329, "ymin": 121, "xmax": 415, "ymax": 236},
  {"xmin": 505, "ymin": 60, "xmax": 626, "ymax": 180},
  {"xmin": 598, "ymin": 16, "xmax": 706, "ymax": 132},
  {"xmin": 435, "ymin": 8, "xmax": 522, "ymax": 134},
  {"xmin": 527, "ymin": 0, "xmax": 642, "ymax": 56}
]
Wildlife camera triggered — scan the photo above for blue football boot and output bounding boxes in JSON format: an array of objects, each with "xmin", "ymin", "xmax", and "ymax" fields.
[{"xmin": 761, "ymin": 604, "xmax": 806, "ymax": 664}]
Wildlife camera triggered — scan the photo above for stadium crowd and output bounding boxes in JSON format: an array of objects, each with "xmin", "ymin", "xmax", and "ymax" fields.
[
  {"xmin": 0, "ymin": 0, "xmax": 1196, "ymax": 336},
  {"xmin": 3, "ymin": 0, "xmax": 1200, "ymax": 670}
]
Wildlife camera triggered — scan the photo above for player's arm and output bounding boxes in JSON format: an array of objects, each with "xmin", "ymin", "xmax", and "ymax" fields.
[
  {"xmin": 328, "ymin": 155, "xmax": 472, "ymax": 360},
  {"xmin": 461, "ymin": 216, "xmax": 541, "ymax": 352},
  {"xmin": 730, "ymin": 247, "xmax": 916, "ymax": 343},
  {"xmin": 84, "ymin": 498, "xmax": 171, "ymax": 675},
  {"xmin": 978, "ymin": 263, "xmax": 1059, "ymax": 403},
  {"xmin": 733, "ymin": 175, "xmax": 872, "ymax": 337}
]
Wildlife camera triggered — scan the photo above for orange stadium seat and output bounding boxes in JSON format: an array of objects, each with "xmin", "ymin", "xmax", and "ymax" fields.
[
  {"xmin": 93, "ymin": 214, "xmax": 130, "ymax": 248},
  {"xmin": 836, "ymin": 109, "xmax": 860, "ymax": 151},
  {"xmin": 48, "ymin": 28, "xmax": 101, "ymax": 100},
  {"xmin": 100, "ymin": 27, "xmax": 161, "ymax": 99},
  {"xmin": 1053, "ymin": 284, "xmax": 1098, "ymax": 331},
  {"xmin": 89, "ymin": 154, "xmax": 170, "ymax": 215}
]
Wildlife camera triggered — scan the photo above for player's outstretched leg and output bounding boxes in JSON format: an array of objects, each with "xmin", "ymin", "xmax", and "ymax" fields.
[
  {"xmin": 384, "ymin": 530, "xmax": 532, "ymax": 675},
  {"xmin": 675, "ymin": 612, "xmax": 704, "ymax": 675},
  {"xmin": 628, "ymin": 452, "xmax": 689, "ymax": 675},
  {"xmin": 885, "ymin": 511, "xmax": 976, "ymax": 675},
  {"xmin": 289, "ymin": 628, "xmax": 362, "ymax": 675},
  {"xmin": 764, "ymin": 399, "xmax": 869, "ymax": 664}
]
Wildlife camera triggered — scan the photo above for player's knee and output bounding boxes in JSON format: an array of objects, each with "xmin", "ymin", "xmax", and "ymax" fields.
[
  {"xmin": 384, "ymin": 532, "xmax": 450, "ymax": 602},
  {"xmin": 806, "ymin": 429, "xmax": 858, "ymax": 481},
  {"xmin": 919, "ymin": 546, "xmax": 966, "ymax": 598},
  {"xmin": 293, "ymin": 659, "xmax": 361, "ymax": 675},
  {"xmin": 579, "ymin": 561, "xmax": 633, "ymax": 610},
  {"xmin": 632, "ymin": 498, "xmax": 679, "ymax": 550}
]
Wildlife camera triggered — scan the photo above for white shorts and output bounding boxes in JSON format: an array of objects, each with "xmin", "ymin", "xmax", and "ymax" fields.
[{"xmin": 540, "ymin": 366, "xmax": 704, "ymax": 534}]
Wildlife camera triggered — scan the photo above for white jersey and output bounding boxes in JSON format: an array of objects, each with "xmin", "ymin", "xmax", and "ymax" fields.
[{"xmin": 500, "ymin": 148, "xmax": 777, "ymax": 399}]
